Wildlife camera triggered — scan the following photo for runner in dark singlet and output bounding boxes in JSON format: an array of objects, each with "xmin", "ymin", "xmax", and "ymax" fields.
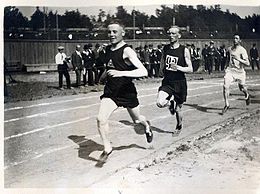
[
  {"xmin": 157, "ymin": 26, "xmax": 193, "ymax": 134},
  {"xmin": 97, "ymin": 20, "xmax": 153, "ymax": 162}
]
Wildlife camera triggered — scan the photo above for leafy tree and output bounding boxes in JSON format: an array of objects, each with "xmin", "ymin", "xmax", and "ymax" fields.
[
  {"xmin": 115, "ymin": 6, "xmax": 132, "ymax": 26},
  {"xmin": 155, "ymin": 5, "xmax": 174, "ymax": 29},
  {"xmin": 30, "ymin": 6, "xmax": 45, "ymax": 30},
  {"xmin": 4, "ymin": 6, "xmax": 29, "ymax": 30},
  {"xmin": 133, "ymin": 10, "xmax": 149, "ymax": 28}
]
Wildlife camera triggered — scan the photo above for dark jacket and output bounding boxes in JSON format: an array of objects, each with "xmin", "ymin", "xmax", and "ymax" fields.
[{"xmin": 71, "ymin": 51, "xmax": 83, "ymax": 70}]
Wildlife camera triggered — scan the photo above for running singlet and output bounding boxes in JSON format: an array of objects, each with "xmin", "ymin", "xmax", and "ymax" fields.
[
  {"xmin": 163, "ymin": 44, "xmax": 187, "ymax": 81},
  {"xmin": 227, "ymin": 45, "xmax": 248, "ymax": 73},
  {"xmin": 104, "ymin": 44, "xmax": 136, "ymax": 97}
]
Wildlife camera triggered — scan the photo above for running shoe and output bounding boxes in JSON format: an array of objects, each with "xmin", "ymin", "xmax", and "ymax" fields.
[
  {"xmin": 173, "ymin": 124, "xmax": 182, "ymax": 135},
  {"xmin": 222, "ymin": 105, "xmax": 230, "ymax": 114},
  {"xmin": 99, "ymin": 150, "xmax": 113, "ymax": 163},
  {"xmin": 169, "ymin": 100, "xmax": 176, "ymax": 115},
  {"xmin": 145, "ymin": 128, "xmax": 153, "ymax": 143},
  {"xmin": 245, "ymin": 94, "xmax": 251, "ymax": 106}
]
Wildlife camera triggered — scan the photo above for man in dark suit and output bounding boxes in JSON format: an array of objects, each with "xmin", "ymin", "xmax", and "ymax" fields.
[
  {"xmin": 250, "ymin": 43, "xmax": 259, "ymax": 70},
  {"xmin": 82, "ymin": 44, "xmax": 96, "ymax": 86},
  {"xmin": 71, "ymin": 45, "xmax": 83, "ymax": 87}
]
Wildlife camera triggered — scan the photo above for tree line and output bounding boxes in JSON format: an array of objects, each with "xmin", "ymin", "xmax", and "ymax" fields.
[{"xmin": 4, "ymin": 5, "xmax": 260, "ymax": 39}]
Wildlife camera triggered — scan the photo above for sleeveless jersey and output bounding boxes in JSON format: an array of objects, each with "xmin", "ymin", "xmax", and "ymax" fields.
[
  {"xmin": 104, "ymin": 44, "xmax": 136, "ymax": 97},
  {"xmin": 163, "ymin": 44, "xmax": 187, "ymax": 81}
]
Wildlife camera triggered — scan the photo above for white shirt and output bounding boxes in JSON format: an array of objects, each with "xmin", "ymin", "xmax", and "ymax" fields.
[
  {"xmin": 228, "ymin": 45, "xmax": 248, "ymax": 72},
  {"xmin": 55, "ymin": 52, "xmax": 67, "ymax": 64}
]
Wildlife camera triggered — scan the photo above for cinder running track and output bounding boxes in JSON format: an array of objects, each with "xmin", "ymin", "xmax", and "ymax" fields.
[{"xmin": 4, "ymin": 74, "xmax": 260, "ymax": 188}]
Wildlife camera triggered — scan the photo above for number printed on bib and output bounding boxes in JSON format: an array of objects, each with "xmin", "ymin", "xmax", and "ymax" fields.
[{"xmin": 165, "ymin": 55, "xmax": 179, "ymax": 71}]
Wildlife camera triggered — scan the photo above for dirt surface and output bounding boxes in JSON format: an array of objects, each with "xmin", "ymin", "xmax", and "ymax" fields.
[{"xmin": 95, "ymin": 109, "xmax": 260, "ymax": 194}]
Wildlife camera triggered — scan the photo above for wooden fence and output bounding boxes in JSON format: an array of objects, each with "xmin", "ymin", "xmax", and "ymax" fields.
[{"xmin": 4, "ymin": 39, "xmax": 260, "ymax": 71}]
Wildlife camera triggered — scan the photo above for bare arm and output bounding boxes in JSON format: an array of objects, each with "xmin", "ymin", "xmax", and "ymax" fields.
[
  {"xmin": 107, "ymin": 47, "xmax": 148, "ymax": 78},
  {"xmin": 176, "ymin": 48, "xmax": 193, "ymax": 73}
]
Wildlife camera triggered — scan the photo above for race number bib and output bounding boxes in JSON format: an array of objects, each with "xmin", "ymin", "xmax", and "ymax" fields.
[{"xmin": 165, "ymin": 55, "xmax": 179, "ymax": 71}]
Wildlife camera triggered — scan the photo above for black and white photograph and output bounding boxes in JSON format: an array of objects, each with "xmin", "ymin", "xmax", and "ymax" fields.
[{"xmin": 2, "ymin": 0, "xmax": 260, "ymax": 193}]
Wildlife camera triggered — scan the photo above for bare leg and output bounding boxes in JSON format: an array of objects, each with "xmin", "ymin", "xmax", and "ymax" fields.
[
  {"xmin": 97, "ymin": 98, "xmax": 118, "ymax": 153},
  {"xmin": 156, "ymin": 90, "xmax": 170, "ymax": 108},
  {"xmin": 238, "ymin": 83, "xmax": 249, "ymax": 98},
  {"xmin": 127, "ymin": 106, "xmax": 153, "ymax": 143},
  {"xmin": 175, "ymin": 103, "xmax": 183, "ymax": 128},
  {"xmin": 223, "ymin": 72, "xmax": 232, "ymax": 109},
  {"xmin": 223, "ymin": 85, "xmax": 230, "ymax": 107},
  {"xmin": 238, "ymin": 83, "xmax": 250, "ymax": 105}
]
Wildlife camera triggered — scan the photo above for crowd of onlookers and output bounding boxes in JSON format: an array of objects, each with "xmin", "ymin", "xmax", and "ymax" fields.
[{"xmin": 54, "ymin": 41, "xmax": 259, "ymax": 90}]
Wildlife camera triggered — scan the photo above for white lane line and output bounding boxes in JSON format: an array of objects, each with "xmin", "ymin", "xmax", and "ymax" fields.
[
  {"xmin": 4, "ymin": 86, "xmax": 157, "ymax": 112},
  {"xmin": 3, "ymin": 97, "xmax": 236, "ymax": 170},
  {"xmin": 3, "ymin": 78, "xmax": 226, "ymax": 112},
  {"xmin": 4, "ymin": 117, "xmax": 91, "ymax": 141},
  {"xmin": 2, "ymin": 87, "xmax": 231, "ymax": 141},
  {"xmin": 4, "ymin": 103, "xmax": 99, "ymax": 123},
  {"xmin": 4, "ymin": 96, "xmax": 100, "ymax": 111},
  {"xmin": 4, "ymin": 80, "xmax": 260, "ymax": 139},
  {"xmin": 4, "ymin": 84, "xmax": 225, "ymax": 123}
]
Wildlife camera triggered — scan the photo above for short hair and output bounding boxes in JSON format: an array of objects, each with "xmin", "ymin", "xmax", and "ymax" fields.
[
  {"xmin": 253, "ymin": 43, "xmax": 256, "ymax": 47},
  {"xmin": 107, "ymin": 19, "xmax": 125, "ymax": 28},
  {"xmin": 233, "ymin": 34, "xmax": 241, "ymax": 39},
  {"xmin": 168, "ymin": 25, "xmax": 181, "ymax": 33}
]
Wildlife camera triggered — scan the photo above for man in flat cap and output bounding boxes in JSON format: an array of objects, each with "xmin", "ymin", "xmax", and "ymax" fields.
[{"xmin": 55, "ymin": 46, "xmax": 72, "ymax": 90}]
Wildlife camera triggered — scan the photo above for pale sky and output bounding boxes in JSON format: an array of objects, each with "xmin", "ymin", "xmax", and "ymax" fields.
[{"xmin": 2, "ymin": 0, "xmax": 260, "ymax": 7}]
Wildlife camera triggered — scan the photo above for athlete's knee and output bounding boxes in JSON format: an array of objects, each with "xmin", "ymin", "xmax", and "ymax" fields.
[
  {"xmin": 238, "ymin": 83, "xmax": 246, "ymax": 92},
  {"xmin": 97, "ymin": 115, "xmax": 108, "ymax": 126},
  {"xmin": 223, "ymin": 84, "xmax": 229, "ymax": 91},
  {"xmin": 156, "ymin": 99, "xmax": 168, "ymax": 108},
  {"xmin": 175, "ymin": 104, "xmax": 183, "ymax": 112}
]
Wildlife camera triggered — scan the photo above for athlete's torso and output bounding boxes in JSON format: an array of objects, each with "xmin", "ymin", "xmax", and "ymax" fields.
[
  {"xmin": 228, "ymin": 45, "xmax": 248, "ymax": 72},
  {"xmin": 163, "ymin": 44, "xmax": 187, "ymax": 81},
  {"xmin": 105, "ymin": 44, "xmax": 135, "ymax": 90}
]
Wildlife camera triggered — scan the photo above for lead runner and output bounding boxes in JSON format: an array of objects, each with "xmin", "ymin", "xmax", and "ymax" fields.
[{"xmin": 96, "ymin": 19, "xmax": 153, "ymax": 162}]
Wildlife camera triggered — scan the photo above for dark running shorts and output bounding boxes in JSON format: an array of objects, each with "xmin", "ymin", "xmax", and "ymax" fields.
[
  {"xmin": 159, "ymin": 79, "xmax": 187, "ymax": 104},
  {"xmin": 100, "ymin": 82, "xmax": 139, "ymax": 108}
]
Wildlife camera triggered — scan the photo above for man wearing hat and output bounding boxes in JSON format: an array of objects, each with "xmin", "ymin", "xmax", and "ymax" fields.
[
  {"xmin": 206, "ymin": 40, "xmax": 217, "ymax": 74},
  {"xmin": 55, "ymin": 46, "xmax": 72, "ymax": 90}
]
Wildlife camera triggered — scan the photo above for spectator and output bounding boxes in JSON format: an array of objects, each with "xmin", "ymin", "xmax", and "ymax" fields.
[
  {"xmin": 215, "ymin": 47, "xmax": 221, "ymax": 71},
  {"xmin": 249, "ymin": 43, "xmax": 259, "ymax": 70},
  {"xmin": 156, "ymin": 45, "xmax": 163, "ymax": 77},
  {"xmin": 96, "ymin": 44, "xmax": 107, "ymax": 83},
  {"xmin": 206, "ymin": 41, "xmax": 217, "ymax": 74},
  {"xmin": 143, "ymin": 45, "xmax": 151, "ymax": 78},
  {"xmin": 71, "ymin": 45, "xmax": 83, "ymax": 87},
  {"xmin": 194, "ymin": 47, "xmax": 202, "ymax": 72},
  {"xmin": 82, "ymin": 44, "xmax": 96, "ymax": 86},
  {"xmin": 149, "ymin": 47, "xmax": 158, "ymax": 77},
  {"xmin": 202, "ymin": 44, "xmax": 209, "ymax": 72},
  {"xmin": 55, "ymin": 46, "xmax": 72, "ymax": 90},
  {"xmin": 219, "ymin": 44, "xmax": 228, "ymax": 71}
]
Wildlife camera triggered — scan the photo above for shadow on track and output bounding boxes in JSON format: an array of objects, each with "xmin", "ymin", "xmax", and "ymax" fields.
[
  {"xmin": 119, "ymin": 120, "xmax": 172, "ymax": 135},
  {"xmin": 68, "ymin": 135, "xmax": 146, "ymax": 168},
  {"xmin": 185, "ymin": 103, "xmax": 223, "ymax": 113}
]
